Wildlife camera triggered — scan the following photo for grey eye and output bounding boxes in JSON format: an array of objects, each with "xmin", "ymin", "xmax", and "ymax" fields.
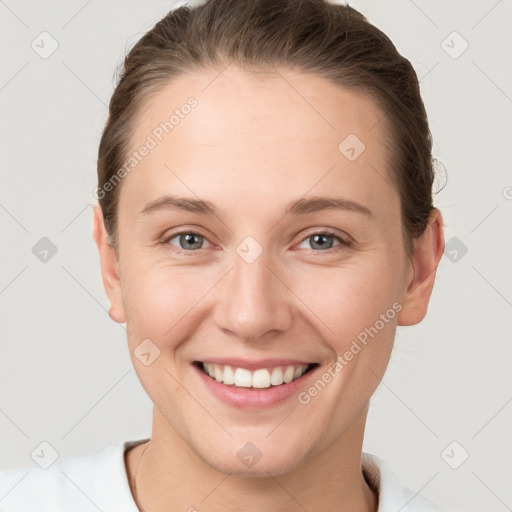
[
  {"xmin": 298, "ymin": 233, "xmax": 342, "ymax": 251},
  {"xmin": 169, "ymin": 232, "xmax": 206, "ymax": 251}
]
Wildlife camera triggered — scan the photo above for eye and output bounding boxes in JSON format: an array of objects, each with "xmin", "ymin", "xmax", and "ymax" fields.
[
  {"xmin": 297, "ymin": 230, "xmax": 351, "ymax": 252},
  {"xmin": 164, "ymin": 231, "xmax": 210, "ymax": 254}
]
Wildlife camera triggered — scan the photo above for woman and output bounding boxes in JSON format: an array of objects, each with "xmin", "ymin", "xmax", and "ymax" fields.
[{"xmin": 0, "ymin": 0, "xmax": 446, "ymax": 510}]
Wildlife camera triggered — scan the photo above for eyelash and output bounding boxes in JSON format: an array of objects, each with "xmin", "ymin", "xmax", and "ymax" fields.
[{"xmin": 160, "ymin": 228, "xmax": 352, "ymax": 256}]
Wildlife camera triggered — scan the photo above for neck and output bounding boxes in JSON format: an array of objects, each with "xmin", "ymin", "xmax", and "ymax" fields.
[{"xmin": 127, "ymin": 406, "xmax": 377, "ymax": 512}]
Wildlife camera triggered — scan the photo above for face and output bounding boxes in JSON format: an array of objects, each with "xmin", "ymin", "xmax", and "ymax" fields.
[{"xmin": 95, "ymin": 65, "xmax": 440, "ymax": 477}]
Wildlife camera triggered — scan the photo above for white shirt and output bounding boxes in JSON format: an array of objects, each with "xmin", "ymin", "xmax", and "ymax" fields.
[{"xmin": 0, "ymin": 438, "xmax": 446, "ymax": 511}]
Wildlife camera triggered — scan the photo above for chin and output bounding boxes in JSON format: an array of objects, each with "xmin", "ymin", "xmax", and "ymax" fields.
[
  {"xmin": 196, "ymin": 439, "xmax": 309, "ymax": 479},
  {"xmin": 211, "ymin": 456, "xmax": 303, "ymax": 479}
]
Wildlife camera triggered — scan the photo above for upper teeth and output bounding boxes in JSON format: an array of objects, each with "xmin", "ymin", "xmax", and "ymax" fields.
[{"xmin": 202, "ymin": 363, "xmax": 310, "ymax": 389}]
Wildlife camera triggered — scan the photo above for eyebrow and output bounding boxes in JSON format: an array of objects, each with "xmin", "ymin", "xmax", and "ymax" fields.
[{"xmin": 140, "ymin": 194, "xmax": 372, "ymax": 217}]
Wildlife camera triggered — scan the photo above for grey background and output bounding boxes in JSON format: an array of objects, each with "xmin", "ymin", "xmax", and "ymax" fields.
[{"xmin": 1, "ymin": 1, "xmax": 511, "ymax": 511}]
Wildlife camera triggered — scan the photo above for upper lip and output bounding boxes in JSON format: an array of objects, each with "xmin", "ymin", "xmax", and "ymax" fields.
[{"xmin": 195, "ymin": 358, "xmax": 317, "ymax": 371}]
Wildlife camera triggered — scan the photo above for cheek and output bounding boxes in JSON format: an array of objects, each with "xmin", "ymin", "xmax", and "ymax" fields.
[
  {"xmin": 289, "ymin": 253, "xmax": 403, "ymax": 341},
  {"xmin": 120, "ymin": 258, "xmax": 220, "ymax": 341}
]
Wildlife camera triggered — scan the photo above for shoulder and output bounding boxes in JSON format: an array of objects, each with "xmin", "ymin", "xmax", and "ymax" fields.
[
  {"xmin": 362, "ymin": 452, "xmax": 447, "ymax": 512},
  {"xmin": 0, "ymin": 439, "xmax": 148, "ymax": 512}
]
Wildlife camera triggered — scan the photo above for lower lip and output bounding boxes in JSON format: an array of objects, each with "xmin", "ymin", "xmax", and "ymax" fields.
[{"xmin": 192, "ymin": 362, "xmax": 320, "ymax": 409}]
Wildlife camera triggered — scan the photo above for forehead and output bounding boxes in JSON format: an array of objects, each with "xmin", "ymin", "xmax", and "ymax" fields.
[{"xmin": 119, "ymin": 65, "xmax": 397, "ymax": 220}]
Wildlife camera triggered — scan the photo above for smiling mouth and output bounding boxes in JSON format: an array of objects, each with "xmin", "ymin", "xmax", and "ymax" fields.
[{"xmin": 193, "ymin": 361, "xmax": 319, "ymax": 389}]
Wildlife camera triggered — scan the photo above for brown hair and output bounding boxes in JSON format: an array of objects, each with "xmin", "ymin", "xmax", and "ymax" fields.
[{"xmin": 97, "ymin": 0, "xmax": 438, "ymax": 257}]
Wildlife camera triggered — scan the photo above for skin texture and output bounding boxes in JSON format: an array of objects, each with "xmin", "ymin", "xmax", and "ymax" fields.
[{"xmin": 93, "ymin": 65, "xmax": 444, "ymax": 511}]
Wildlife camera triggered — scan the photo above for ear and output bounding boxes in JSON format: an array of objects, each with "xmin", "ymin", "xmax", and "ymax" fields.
[
  {"xmin": 397, "ymin": 208, "xmax": 445, "ymax": 326},
  {"xmin": 92, "ymin": 205, "xmax": 126, "ymax": 324}
]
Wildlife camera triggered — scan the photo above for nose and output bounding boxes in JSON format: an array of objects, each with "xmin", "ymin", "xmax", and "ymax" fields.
[{"xmin": 213, "ymin": 248, "xmax": 293, "ymax": 342}]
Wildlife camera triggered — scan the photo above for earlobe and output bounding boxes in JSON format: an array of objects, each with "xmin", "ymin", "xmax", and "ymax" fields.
[
  {"xmin": 92, "ymin": 206, "xmax": 127, "ymax": 324},
  {"xmin": 397, "ymin": 208, "xmax": 445, "ymax": 326}
]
